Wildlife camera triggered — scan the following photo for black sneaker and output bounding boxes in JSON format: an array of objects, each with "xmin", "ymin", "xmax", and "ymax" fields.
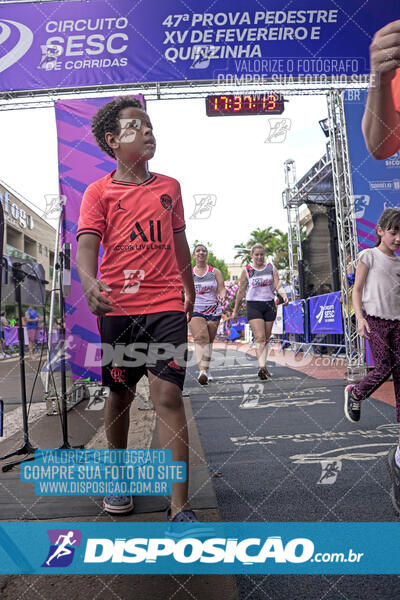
[
  {"xmin": 258, "ymin": 367, "xmax": 269, "ymax": 380},
  {"xmin": 387, "ymin": 447, "xmax": 400, "ymax": 516},
  {"xmin": 344, "ymin": 384, "xmax": 361, "ymax": 423}
]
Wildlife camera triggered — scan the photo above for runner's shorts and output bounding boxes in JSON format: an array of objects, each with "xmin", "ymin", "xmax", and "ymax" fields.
[
  {"xmin": 247, "ymin": 300, "xmax": 277, "ymax": 322},
  {"xmin": 192, "ymin": 311, "xmax": 221, "ymax": 322},
  {"xmin": 98, "ymin": 311, "xmax": 187, "ymax": 392}
]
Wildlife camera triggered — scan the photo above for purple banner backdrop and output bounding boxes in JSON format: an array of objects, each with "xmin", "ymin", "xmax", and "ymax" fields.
[
  {"xmin": 283, "ymin": 300, "xmax": 304, "ymax": 334},
  {"xmin": 309, "ymin": 291, "xmax": 343, "ymax": 335},
  {"xmin": 55, "ymin": 96, "xmax": 143, "ymax": 381},
  {"xmin": 1, "ymin": 1, "xmax": 400, "ymax": 94},
  {"xmin": 3, "ymin": 327, "xmax": 59, "ymax": 346}
]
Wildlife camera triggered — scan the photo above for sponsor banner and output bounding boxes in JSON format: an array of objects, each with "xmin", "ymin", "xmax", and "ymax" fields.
[
  {"xmin": 20, "ymin": 449, "xmax": 185, "ymax": 497},
  {"xmin": 55, "ymin": 96, "xmax": 143, "ymax": 380},
  {"xmin": 1, "ymin": 522, "xmax": 400, "ymax": 574},
  {"xmin": 283, "ymin": 300, "xmax": 304, "ymax": 334},
  {"xmin": 344, "ymin": 90, "xmax": 400, "ymax": 254},
  {"xmin": 272, "ymin": 303, "xmax": 283, "ymax": 334},
  {"xmin": 3, "ymin": 326, "xmax": 60, "ymax": 346},
  {"xmin": 0, "ymin": 1, "xmax": 399, "ymax": 94},
  {"xmin": 309, "ymin": 291, "xmax": 343, "ymax": 335}
]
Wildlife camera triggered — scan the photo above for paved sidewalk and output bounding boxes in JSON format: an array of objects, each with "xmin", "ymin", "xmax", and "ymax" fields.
[{"xmin": 0, "ymin": 370, "xmax": 238, "ymax": 600}]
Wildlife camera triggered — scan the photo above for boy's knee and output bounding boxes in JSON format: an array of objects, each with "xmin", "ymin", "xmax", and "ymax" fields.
[
  {"xmin": 156, "ymin": 392, "xmax": 183, "ymax": 412},
  {"xmin": 109, "ymin": 388, "xmax": 135, "ymax": 407}
]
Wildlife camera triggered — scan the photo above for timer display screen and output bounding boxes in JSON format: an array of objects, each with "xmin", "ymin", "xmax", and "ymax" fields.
[{"xmin": 205, "ymin": 94, "xmax": 285, "ymax": 116}]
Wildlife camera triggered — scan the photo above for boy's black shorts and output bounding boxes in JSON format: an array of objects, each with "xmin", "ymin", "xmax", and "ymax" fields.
[{"xmin": 99, "ymin": 311, "xmax": 187, "ymax": 392}]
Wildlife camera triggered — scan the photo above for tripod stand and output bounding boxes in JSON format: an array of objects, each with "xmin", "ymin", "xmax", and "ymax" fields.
[
  {"xmin": 55, "ymin": 246, "xmax": 83, "ymax": 451},
  {"xmin": 1, "ymin": 262, "xmax": 39, "ymax": 471}
]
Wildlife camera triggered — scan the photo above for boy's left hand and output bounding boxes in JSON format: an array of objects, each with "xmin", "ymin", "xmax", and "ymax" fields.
[{"xmin": 184, "ymin": 296, "xmax": 195, "ymax": 323}]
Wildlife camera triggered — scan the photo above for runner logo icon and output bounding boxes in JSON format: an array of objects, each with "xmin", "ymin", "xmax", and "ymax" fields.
[
  {"xmin": 0, "ymin": 20, "xmax": 33, "ymax": 73},
  {"xmin": 42, "ymin": 529, "xmax": 82, "ymax": 567},
  {"xmin": 121, "ymin": 269, "xmax": 145, "ymax": 294}
]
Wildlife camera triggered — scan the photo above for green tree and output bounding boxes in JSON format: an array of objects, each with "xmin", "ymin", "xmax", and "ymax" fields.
[
  {"xmin": 191, "ymin": 241, "xmax": 230, "ymax": 281},
  {"xmin": 233, "ymin": 242, "xmax": 251, "ymax": 265}
]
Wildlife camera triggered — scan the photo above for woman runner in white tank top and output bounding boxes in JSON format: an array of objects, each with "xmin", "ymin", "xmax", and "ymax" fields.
[
  {"xmin": 189, "ymin": 244, "xmax": 226, "ymax": 385},
  {"xmin": 232, "ymin": 243, "xmax": 288, "ymax": 380}
]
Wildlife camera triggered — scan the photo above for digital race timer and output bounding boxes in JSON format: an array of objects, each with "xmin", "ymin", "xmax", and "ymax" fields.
[{"xmin": 205, "ymin": 94, "xmax": 285, "ymax": 116}]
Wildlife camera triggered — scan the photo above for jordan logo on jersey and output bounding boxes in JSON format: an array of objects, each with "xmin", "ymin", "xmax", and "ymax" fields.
[{"xmin": 115, "ymin": 200, "xmax": 127, "ymax": 211}]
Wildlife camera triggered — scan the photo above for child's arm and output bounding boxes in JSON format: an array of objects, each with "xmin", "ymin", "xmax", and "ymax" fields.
[
  {"xmin": 232, "ymin": 270, "xmax": 248, "ymax": 321},
  {"xmin": 173, "ymin": 231, "xmax": 195, "ymax": 322},
  {"xmin": 352, "ymin": 259, "xmax": 370, "ymax": 339},
  {"xmin": 76, "ymin": 234, "xmax": 113, "ymax": 315}
]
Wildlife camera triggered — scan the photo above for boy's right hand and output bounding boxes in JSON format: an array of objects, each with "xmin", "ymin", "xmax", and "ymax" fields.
[
  {"xmin": 357, "ymin": 316, "xmax": 370, "ymax": 339},
  {"xmin": 369, "ymin": 20, "xmax": 400, "ymax": 87},
  {"xmin": 231, "ymin": 311, "xmax": 238, "ymax": 323},
  {"xmin": 82, "ymin": 278, "xmax": 114, "ymax": 315}
]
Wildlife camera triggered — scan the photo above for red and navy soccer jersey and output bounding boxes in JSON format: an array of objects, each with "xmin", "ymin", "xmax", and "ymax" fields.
[{"xmin": 77, "ymin": 171, "xmax": 186, "ymax": 316}]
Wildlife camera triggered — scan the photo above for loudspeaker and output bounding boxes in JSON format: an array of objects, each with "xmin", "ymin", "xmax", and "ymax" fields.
[
  {"xmin": 2, "ymin": 256, "xmax": 46, "ymax": 306},
  {"xmin": 62, "ymin": 242, "xmax": 71, "ymax": 298}
]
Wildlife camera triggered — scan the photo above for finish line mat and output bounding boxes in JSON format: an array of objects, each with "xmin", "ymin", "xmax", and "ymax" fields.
[{"xmin": 186, "ymin": 352, "xmax": 400, "ymax": 599}]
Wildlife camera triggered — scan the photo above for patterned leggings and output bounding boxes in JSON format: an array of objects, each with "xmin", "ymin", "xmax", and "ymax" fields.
[{"xmin": 353, "ymin": 315, "xmax": 400, "ymax": 421}]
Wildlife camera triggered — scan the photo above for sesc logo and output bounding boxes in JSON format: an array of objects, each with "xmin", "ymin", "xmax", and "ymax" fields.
[{"xmin": 0, "ymin": 20, "xmax": 33, "ymax": 73}]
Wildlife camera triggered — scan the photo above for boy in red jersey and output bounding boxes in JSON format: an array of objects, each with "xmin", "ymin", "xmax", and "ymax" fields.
[{"xmin": 76, "ymin": 97, "xmax": 197, "ymax": 521}]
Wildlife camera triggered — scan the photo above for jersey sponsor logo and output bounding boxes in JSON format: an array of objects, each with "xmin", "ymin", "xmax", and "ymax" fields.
[
  {"xmin": 130, "ymin": 220, "xmax": 162, "ymax": 242},
  {"xmin": 195, "ymin": 284, "xmax": 216, "ymax": 294},
  {"xmin": 252, "ymin": 277, "xmax": 273, "ymax": 287},
  {"xmin": 160, "ymin": 194, "xmax": 172, "ymax": 211},
  {"xmin": 121, "ymin": 269, "xmax": 145, "ymax": 294},
  {"xmin": 110, "ymin": 367, "xmax": 126, "ymax": 383}
]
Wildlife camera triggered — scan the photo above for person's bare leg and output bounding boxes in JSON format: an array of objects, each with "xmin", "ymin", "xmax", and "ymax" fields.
[
  {"xmin": 189, "ymin": 316, "xmax": 211, "ymax": 371},
  {"xmin": 104, "ymin": 387, "xmax": 135, "ymax": 449},
  {"xmin": 264, "ymin": 321, "xmax": 274, "ymax": 366},
  {"xmin": 205, "ymin": 320, "xmax": 219, "ymax": 373},
  {"xmin": 148, "ymin": 372, "xmax": 189, "ymax": 519},
  {"xmin": 249, "ymin": 319, "xmax": 267, "ymax": 368}
]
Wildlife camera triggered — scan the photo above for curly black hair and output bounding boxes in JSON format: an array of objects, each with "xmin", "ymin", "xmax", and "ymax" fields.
[{"xmin": 91, "ymin": 96, "xmax": 144, "ymax": 159}]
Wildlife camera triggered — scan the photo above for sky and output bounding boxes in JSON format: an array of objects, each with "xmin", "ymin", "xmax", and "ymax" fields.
[{"xmin": 0, "ymin": 91, "xmax": 327, "ymax": 262}]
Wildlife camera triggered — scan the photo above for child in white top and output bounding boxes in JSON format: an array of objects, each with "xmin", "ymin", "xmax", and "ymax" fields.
[{"xmin": 344, "ymin": 208, "xmax": 400, "ymax": 515}]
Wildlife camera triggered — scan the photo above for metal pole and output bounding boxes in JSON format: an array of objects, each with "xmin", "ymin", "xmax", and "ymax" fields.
[
  {"xmin": 326, "ymin": 89, "xmax": 365, "ymax": 381},
  {"xmin": 45, "ymin": 205, "xmax": 61, "ymax": 396}
]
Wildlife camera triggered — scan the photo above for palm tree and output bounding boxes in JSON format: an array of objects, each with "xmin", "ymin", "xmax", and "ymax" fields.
[
  {"xmin": 233, "ymin": 242, "xmax": 251, "ymax": 265},
  {"xmin": 234, "ymin": 228, "xmax": 290, "ymax": 269}
]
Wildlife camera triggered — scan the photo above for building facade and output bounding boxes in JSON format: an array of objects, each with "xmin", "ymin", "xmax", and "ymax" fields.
[{"xmin": 0, "ymin": 182, "xmax": 56, "ymax": 291}]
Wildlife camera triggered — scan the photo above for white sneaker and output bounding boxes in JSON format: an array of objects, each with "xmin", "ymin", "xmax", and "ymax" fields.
[
  {"xmin": 198, "ymin": 370, "xmax": 208, "ymax": 385},
  {"xmin": 207, "ymin": 372, "xmax": 213, "ymax": 382}
]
